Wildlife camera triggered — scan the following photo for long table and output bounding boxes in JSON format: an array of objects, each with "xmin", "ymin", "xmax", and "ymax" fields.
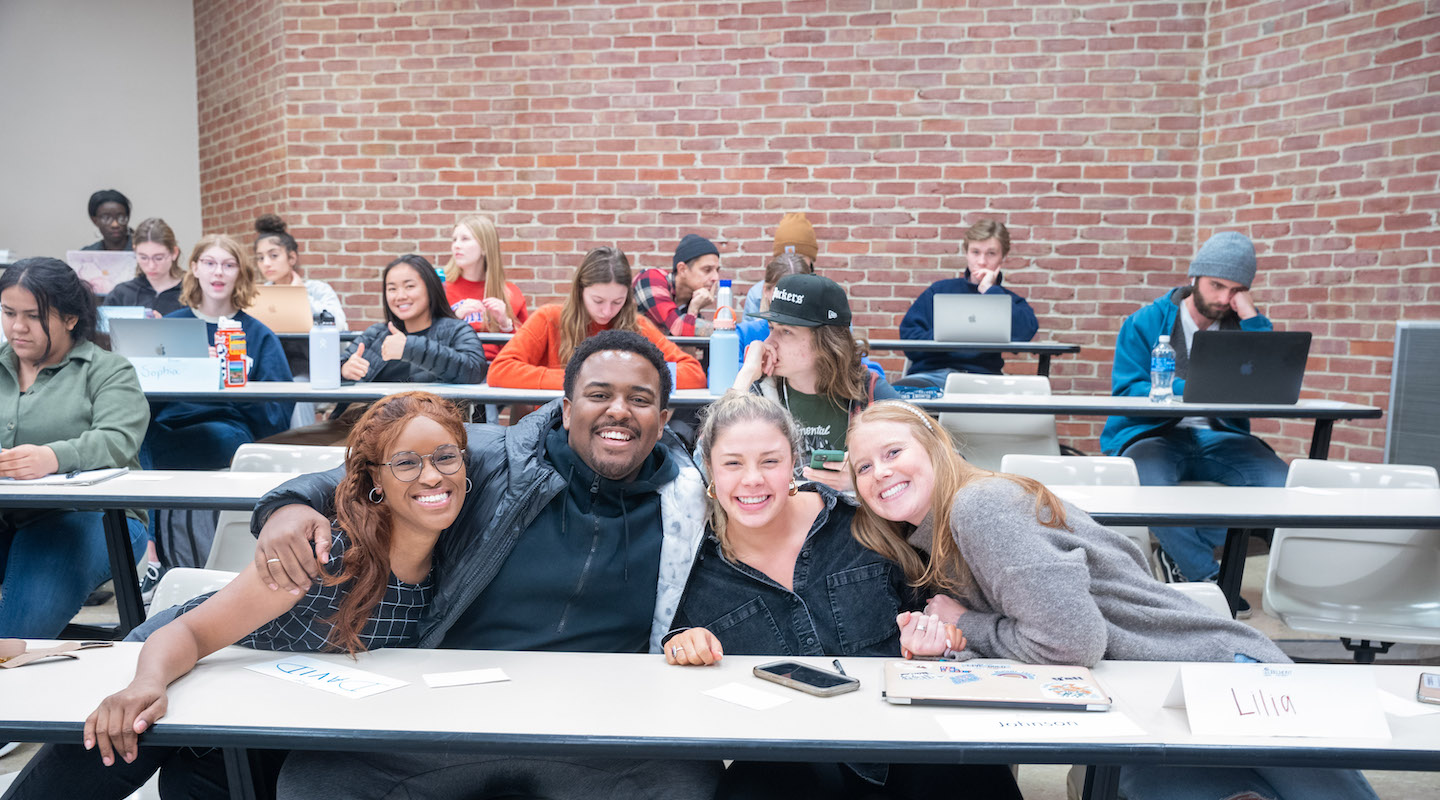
[
  {"xmin": 1051, "ymin": 484, "xmax": 1440, "ymax": 615},
  {"xmin": 142, "ymin": 382, "xmax": 1380, "ymax": 459},
  {"xmin": 2, "ymin": 648, "xmax": 1436, "ymax": 800},
  {"xmin": 0, "ymin": 471, "xmax": 297, "ymax": 638}
]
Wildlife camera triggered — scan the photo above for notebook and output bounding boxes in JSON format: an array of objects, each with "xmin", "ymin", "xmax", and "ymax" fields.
[
  {"xmin": 932, "ymin": 294, "xmax": 1013, "ymax": 343},
  {"xmin": 1183, "ymin": 331, "xmax": 1312, "ymax": 405},
  {"xmin": 108, "ymin": 318, "xmax": 211, "ymax": 359},
  {"xmin": 66, "ymin": 250, "xmax": 137, "ymax": 297},
  {"xmin": 882, "ymin": 661, "xmax": 1112, "ymax": 711},
  {"xmin": 246, "ymin": 284, "xmax": 314, "ymax": 333}
]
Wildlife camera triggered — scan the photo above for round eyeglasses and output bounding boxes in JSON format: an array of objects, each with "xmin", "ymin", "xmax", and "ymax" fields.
[{"xmin": 372, "ymin": 444, "xmax": 465, "ymax": 482}]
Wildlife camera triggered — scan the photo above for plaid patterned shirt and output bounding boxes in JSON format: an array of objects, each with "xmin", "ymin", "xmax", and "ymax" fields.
[
  {"xmin": 632, "ymin": 267, "xmax": 712, "ymax": 336},
  {"xmin": 178, "ymin": 528, "xmax": 433, "ymax": 652}
]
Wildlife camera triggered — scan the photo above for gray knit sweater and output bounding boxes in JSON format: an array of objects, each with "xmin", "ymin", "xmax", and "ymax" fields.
[{"xmin": 908, "ymin": 477, "xmax": 1289, "ymax": 667}]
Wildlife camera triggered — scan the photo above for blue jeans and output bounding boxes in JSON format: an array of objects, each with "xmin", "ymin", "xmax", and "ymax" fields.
[
  {"xmin": 1120, "ymin": 765, "xmax": 1378, "ymax": 800},
  {"xmin": 1121, "ymin": 427, "xmax": 1287, "ymax": 582},
  {"xmin": 0, "ymin": 511, "xmax": 148, "ymax": 638}
]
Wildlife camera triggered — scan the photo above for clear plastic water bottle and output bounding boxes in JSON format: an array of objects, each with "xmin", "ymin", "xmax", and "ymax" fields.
[
  {"xmin": 715, "ymin": 279, "xmax": 733, "ymax": 318},
  {"xmin": 1150, "ymin": 334, "xmax": 1176, "ymax": 403},
  {"xmin": 707, "ymin": 303, "xmax": 741, "ymax": 391},
  {"xmin": 309, "ymin": 310, "xmax": 341, "ymax": 390}
]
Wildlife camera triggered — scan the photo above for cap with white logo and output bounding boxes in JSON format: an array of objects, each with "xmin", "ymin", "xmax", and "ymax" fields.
[{"xmin": 750, "ymin": 273, "xmax": 852, "ymax": 328}]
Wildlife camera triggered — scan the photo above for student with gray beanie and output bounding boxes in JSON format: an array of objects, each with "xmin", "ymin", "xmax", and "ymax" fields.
[{"xmin": 1098, "ymin": 232, "xmax": 1287, "ymax": 612}]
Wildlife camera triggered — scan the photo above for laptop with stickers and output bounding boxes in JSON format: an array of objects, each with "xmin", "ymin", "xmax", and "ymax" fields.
[{"xmin": 882, "ymin": 661, "xmax": 1112, "ymax": 711}]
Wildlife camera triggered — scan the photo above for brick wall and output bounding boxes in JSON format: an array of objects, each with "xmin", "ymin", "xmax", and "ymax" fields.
[{"xmin": 193, "ymin": 0, "xmax": 1440, "ymax": 463}]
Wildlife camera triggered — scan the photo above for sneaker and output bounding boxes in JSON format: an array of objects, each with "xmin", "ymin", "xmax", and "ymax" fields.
[
  {"xmin": 0, "ymin": 741, "xmax": 20, "ymax": 758},
  {"xmin": 1234, "ymin": 596, "xmax": 1253, "ymax": 620},
  {"xmin": 139, "ymin": 561, "xmax": 163, "ymax": 605},
  {"xmin": 1155, "ymin": 548, "xmax": 1186, "ymax": 584}
]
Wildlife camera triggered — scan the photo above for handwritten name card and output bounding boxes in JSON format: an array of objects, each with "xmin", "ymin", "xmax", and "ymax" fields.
[
  {"xmin": 245, "ymin": 655, "xmax": 408, "ymax": 700},
  {"xmin": 1175, "ymin": 663, "xmax": 1390, "ymax": 739}
]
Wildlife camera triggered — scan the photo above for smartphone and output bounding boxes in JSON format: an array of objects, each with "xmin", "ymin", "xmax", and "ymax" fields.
[
  {"xmin": 809, "ymin": 449, "xmax": 845, "ymax": 470},
  {"xmin": 1419, "ymin": 673, "xmax": 1440, "ymax": 705},
  {"xmin": 753, "ymin": 660, "xmax": 860, "ymax": 697}
]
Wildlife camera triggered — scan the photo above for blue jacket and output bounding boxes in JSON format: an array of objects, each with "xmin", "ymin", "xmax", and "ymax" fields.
[
  {"xmin": 151, "ymin": 309, "xmax": 294, "ymax": 441},
  {"xmin": 899, "ymin": 273, "xmax": 1038, "ymax": 375},
  {"xmin": 1099, "ymin": 287, "xmax": 1273, "ymax": 455}
]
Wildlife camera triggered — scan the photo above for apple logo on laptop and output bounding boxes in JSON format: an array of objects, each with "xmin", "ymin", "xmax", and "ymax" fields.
[
  {"xmin": 968, "ymin": 315, "xmax": 977, "ymax": 323},
  {"xmin": 1239, "ymin": 361, "xmax": 1254, "ymax": 376},
  {"xmin": 155, "ymin": 344, "xmax": 166, "ymax": 356}
]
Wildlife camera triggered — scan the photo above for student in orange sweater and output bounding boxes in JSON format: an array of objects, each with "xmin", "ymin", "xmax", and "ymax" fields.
[{"xmin": 488, "ymin": 246, "xmax": 706, "ymax": 390}]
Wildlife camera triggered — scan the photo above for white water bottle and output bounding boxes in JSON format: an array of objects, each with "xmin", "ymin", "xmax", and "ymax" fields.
[
  {"xmin": 309, "ymin": 310, "xmax": 341, "ymax": 390},
  {"xmin": 715, "ymin": 279, "xmax": 734, "ymax": 319},
  {"xmin": 1149, "ymin": 335, "xmax": 1175, "ymax": 403}
]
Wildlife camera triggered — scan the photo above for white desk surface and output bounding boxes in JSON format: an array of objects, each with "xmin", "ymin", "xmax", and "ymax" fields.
[
  {"xmin": 2, "ymin": 647, "xmax": 1437, "ymax": 771},
  {"xmin": 1050, "ymin": 485, "xmax": 1440, "ymax": 529},
  {"xmin": 0, "ymin": 471, "xmax": 295, "ymax": 510}
]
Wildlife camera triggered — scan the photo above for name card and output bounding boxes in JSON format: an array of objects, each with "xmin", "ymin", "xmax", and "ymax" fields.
[
  {"xmin": 130, "ymin": 357, "xmax": 220, "ymax": 391},
  {"xmin": 244, "ymin": 655, "xmax": 408, "ymax": 699},
  {"xmin": 1169, "ymin": 663, "xmax": 1390, "ymax": 739},
  {"xmin": 934, "ymin": 709, "xmax": 1145, "ymax": 740}
]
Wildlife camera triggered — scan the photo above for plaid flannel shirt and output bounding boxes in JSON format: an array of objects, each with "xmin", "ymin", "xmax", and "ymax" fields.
[{"xmin": 633, "ymin": 267, "xmax": 712, "ymax": 336}]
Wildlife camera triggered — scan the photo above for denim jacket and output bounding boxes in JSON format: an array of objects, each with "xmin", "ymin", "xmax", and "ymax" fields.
[{"xmin": 667, "ymin": 484, "xmax": 921, "ymax": 657}]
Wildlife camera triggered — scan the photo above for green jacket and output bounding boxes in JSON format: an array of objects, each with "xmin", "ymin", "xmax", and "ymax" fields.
[{"xmin": 0, "ymin": 338, "xmax": 150, "ymax": 524}]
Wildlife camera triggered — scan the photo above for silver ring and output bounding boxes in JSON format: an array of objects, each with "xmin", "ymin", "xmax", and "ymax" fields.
[
  {"xmin": 916, "ymin": 619, "xmax": 928, "ymax": 632},
  {"xmin": 672, "ymin": 645, "xmax": 684, "ymax": 657},
  {"xmin": 266, "ymin": 558, "xmax": 282, "ymax": 564}
]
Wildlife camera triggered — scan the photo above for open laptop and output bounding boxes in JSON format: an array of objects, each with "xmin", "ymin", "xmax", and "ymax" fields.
[
  {"xmin": 66, "ymin": 250, "xmax": 137, "ymax": 297},
  {"xmin": 882, "ymin": 661, "xmax": 1111, "ymax": 712},
  {"xmin": 97, "ymin": 306, "xmax": 149, "ymax": 333},
  {"xmin": 932, "ymin": 294, "xmax": 1012, "ymax": 343},
  {"xmin": 1183, "ymin": 330, "xmax": 1312, "ymax": 404},
  {"xmin": 246, "ymin": 284, "xmax": 313, "ymax": 333},
  {"xmin": 108, "ymin": 318, "xmax": 211, "ymax": 358}
]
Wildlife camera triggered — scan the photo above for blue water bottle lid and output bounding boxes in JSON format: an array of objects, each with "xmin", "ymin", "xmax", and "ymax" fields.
[{"xmin": 720, "ymin": 279, "xmax": 731, "ymax": 287}]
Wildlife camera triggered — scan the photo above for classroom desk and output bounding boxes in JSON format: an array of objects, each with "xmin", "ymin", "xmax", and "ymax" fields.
[
  {"xmin": 0, "ymin": 471, "xmax": 297, "ymax": 638},
  {"xmin": 1050, "ymin": 485, "xmax": 1440, "ymax": 615},
  {"xmin": 2, "ymin": 648, "xmax": 1436, "ymax": 800}
]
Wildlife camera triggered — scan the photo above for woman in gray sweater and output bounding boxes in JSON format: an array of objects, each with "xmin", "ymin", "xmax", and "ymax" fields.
[{"xmin": 845, "ymin": 401, "xmax": 1377, "ymax": 800}]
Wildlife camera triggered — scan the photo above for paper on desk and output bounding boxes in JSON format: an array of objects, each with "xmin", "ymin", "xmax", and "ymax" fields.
[
  {"xmin": 1171, "ymin": 663, "xmax": 1390, "ymax": 739},
  {"xmin": 704, "ymin": 682, "xmax": 791, "ymax": 710},
  {"xmin": 934, "ymin": 709, "xmax": 1144, "ymax": 740},
  {"xmin": 1378, "ymin": 690, "xmax": 1440, "ymax": 717},
  {"xmin": 0, "ymin": 467, "xmax": 128, "ymax": 486},
  {"xmin": 424, "ymin": 667, "xmax": 510, "ymax": 688},
  {"xmin": 245, "ymin": 655, "xmax": 407, "ymax": 699}
]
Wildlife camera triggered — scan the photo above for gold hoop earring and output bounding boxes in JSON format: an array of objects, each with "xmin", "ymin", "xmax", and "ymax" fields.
[
  {"xmin": 705, "ymin": 483, "xmax": 716, "ymax": 499},
  {"xmin": 788, "ymin": 481, "xmax": 798, "ymax": 496}
]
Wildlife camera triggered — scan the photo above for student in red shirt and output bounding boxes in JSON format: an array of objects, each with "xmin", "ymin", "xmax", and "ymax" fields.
[
  {"xmin": 489, "ymin": 246, "xmax": 705, "ymax": 390},
  {"xmin": 443, "ymin": 214, "xmax": 528, "ymax": 360}
]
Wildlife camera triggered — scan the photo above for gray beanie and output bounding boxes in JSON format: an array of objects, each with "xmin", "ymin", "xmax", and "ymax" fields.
[{"xmin": 1187, "ymin": 232, "xmax": 1256, "ymax": 287}]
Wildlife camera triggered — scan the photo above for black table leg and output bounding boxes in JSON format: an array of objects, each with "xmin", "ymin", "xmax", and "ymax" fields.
[
  {"xmin": 223, "ymin": 747, "xmax": 258, "ymax": 800},
  {"xmin": 1309, "ymin": 419, "xmax": 1334, "ymax": 460},
  {"xmin": 104, "ymin": 508, "xmax": 146, "ymax": 638},
  {"xmin": 1082, "ymin": 764, "xmax": 1121, "ymax": 800},
  {"xmin": 1215, "ymin": 527, "xmax": 1254, "ymax": 617},
  {"xmin": 1038, "ymin": 353, "xmax": 1052, "ymax": 377}
]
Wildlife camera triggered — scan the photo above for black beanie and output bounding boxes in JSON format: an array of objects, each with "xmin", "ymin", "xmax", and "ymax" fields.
[{"xmin": 672, "ymin": 234, "xmax": 719, "ymax": 268}]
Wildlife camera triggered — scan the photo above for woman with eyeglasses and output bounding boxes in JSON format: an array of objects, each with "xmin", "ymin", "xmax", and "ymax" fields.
[
  {"xmin": 81, "ymin": 189, "xmax": 133, "ymax": 251},
  {"xmin": 143, "ymin": 234, "xmax": 294, "ymax": 473},
  {"xmin": 5, "ymin": 392, "xmax": 470, "ymax": 800},
  {"xmin": 103, "ymin": 218, "xmax": 185, "ymax": 317}
]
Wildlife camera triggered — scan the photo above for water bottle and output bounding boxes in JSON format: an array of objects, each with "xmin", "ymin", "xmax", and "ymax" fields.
[
  {"xmin": 309, "ymin": 310, "xmax": 341, "ymax": 390},
  {"xmin": 216, "ymin": 317, "xmax": 247, "ymax": 388},
  {"xmin": 1150, "ymin": 334, "xmax": 1175, "ymax": 403},
  {"xmin": 715, "ymin": 279, "xmax": 733, "ymax": 318},
  {"xmin": 707, "ymin": 303, "xmax": 741, "ymax": 391}
]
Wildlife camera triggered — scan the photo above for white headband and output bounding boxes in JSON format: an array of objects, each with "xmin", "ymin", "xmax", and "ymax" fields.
[{"xmin": 874, "ymin": 400, "xmax": 934, "ymax": 431}]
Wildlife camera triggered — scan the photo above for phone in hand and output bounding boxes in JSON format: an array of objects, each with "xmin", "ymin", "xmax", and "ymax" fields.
[
  {"xmin": 809, "ymin": 449, "xmax": 845, "ymax": 470},
  {"xmin": 1419, "ymin": 673, "xmax": 1440, "ymax": 705},
  {"xmin": 753, "ymin": 660, "xmax": 860, "ymax": 697}
]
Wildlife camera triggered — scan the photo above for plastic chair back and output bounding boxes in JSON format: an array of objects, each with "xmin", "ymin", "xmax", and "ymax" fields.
[{"xmin": 939, "ymin": 374, "xmax": 1059, "ymax": 471}]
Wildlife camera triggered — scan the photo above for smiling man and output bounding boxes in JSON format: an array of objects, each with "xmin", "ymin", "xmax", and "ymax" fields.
[{"xmin": 247, "ymin": 330, "xmax": 717, "ymax": 799}]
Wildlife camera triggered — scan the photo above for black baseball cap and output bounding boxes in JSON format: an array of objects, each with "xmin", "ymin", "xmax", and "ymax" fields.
[{"xmin": 750, "ymin": 273, "xmax": 852, "ymax": 328}]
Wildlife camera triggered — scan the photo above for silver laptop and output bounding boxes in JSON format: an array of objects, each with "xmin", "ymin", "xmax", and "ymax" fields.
[
  {"xmin": 932, "ymin": 294, "xmax": 1013, "ymax": 342},
  {"xmin": 882, "ymin": 661, "xmax": 1112, "ymax": 712},
  {"xmin": 97, "ymin": 306, "xmax": 149, "ymax": 333},
  {"xmin": 108, "ymin": 318, "xmax": 211, "ymax": 358}
]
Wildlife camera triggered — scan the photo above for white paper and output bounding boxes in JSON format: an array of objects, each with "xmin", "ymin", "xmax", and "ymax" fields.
[
  {"xmin": 0, "ymin": 468, "xmax": 128, "ymax": 486},
  {"xmin": 1378, "ymin": 690, "xmax": 1440, "ymax": 718},
  {"xmin": 704, "ymin": 682, "xmax": 791, "ymax": 710},
  {"xmin": 244, "ymin": 655, "xmax": 407, "ymax": 699},
  {"xmin": 423, "ymin": 668, "xmax": 510, "ymax": 688},
  {"xmin": 934, "ymin": 709, "xmax": 1145, "ymax": 740},
  {"xmin": 1180, "ymin": 663, "xmax": 1390, "ymax": 739}
]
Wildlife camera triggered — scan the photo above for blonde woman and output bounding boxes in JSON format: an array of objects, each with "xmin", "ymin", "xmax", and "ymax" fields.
[
  {"xmin": 104, "ymin": 217, "xmax": 185, "ymax": 316},
  {"xmin": 845, "ymin": 401, "xmax": 1378, "ymax": 800},
  {"xmin": 487, "ymin": 246, "xmax": 703, "ymax": 389},
  {"xmin": 444, "ymin": 214, "xmax": 528, "ymax": 360}
]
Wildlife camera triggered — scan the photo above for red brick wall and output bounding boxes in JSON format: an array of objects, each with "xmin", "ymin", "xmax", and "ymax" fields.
[{"xmin": 193, "ymin": 0, "xmax": 1440, "ymax": 463}]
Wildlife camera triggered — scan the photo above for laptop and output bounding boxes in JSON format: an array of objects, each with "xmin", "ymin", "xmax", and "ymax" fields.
[
  {"xmin": 882, "ymin": 661, "xmax": 1112, "ymax": 712},
  {"xmin": 1183, "ymin": 331, "xmax": 1312, "ymax": 405},
  {"xmin": 66, "ymin": 250, "xmax": 137, "ymax": 297},
  {"xmin": 97, "ymin": 305, "xmax": 149, "ymax": 333},
  {"xmin": 932, "ymin": 294, "xmax": 1012, "ymax": 343},
  {"xmin": 108, "ymin": 318, "xmax": 211, "ymax": 359},
  {"xmin": 246, "ymin": 284, "xmax": 313, "ymax": 333}
]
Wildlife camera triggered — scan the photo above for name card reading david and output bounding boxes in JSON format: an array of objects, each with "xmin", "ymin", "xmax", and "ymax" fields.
[
  {"xmin": 244, "ymin": 655, "xmax": 408, "ymax": 699},
  {"xmin": 1175, "ymin": 663, "xmax": 1390, "ymax": 739}
]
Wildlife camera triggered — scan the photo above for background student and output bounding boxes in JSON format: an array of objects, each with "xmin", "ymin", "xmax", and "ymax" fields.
[
  {"xmin": 144, "ymin": 234, "xmax": 294, "ymax": 475},
  {"xmin": 103, "ymin": 217, "xmax": 185, "ymax": 316},
  {"xmin": 253, "ymin": 214, "xmax": 348, "ymax": 328},
  {"xmin": 663, "ymin": 392, "xmax": 1021, "ymax": 800},
  {"xmin": 844, "ymin": 402, "xmax": 1378, "ymax": 800},
  {"xmin": 0, "ymin": 259, "xmax": 149, "ymax": 639},
  {"xmin": 81, "ymin": 189, "xmax": 133, "ymax": 252},
  {"xmin": 488, "ymin": 246, "xmax": 705, "ymax": 390},
  {"xmin": 634, "ymin": 233, "xmax": 722, "ymax": 336},
  {"xmin": 743, "ymin": 212, "xmax": 816, "ymax": 316},
  {"xmin": 6, "ymin": 392, "xmax": 467, "ymax": 800},
  {"xmin": 339, "ymin": 254, "xmax": 486, "ymax": 385},
  {"xmin": 734, "ymin": 274, "xmax": 899, "ymax": 491},
  {"xmin": 444, "ymin": 214, "xmax": 528, "ymax": 361}
]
